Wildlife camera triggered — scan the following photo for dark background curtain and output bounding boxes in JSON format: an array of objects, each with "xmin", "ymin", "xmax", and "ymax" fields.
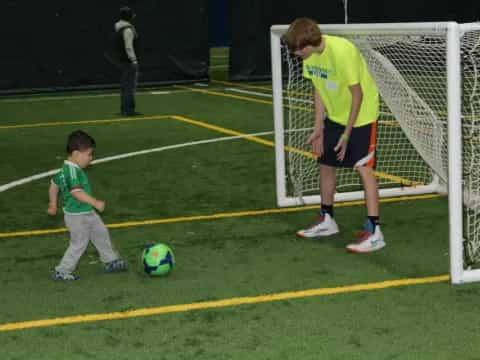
[
  {"xmin": 228, "ymin": 0, "xmax": 480, "ymax": 81},
  {"xmin": 0, "ymin": 0, "xmax": 209, "ymax": 93}
]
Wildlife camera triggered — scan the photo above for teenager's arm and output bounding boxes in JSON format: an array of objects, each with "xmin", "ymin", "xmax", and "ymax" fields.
[
  {"xmin": 71, "ymin": 189, "xmax": 105, "ymax": 212},
  {"xmin": 47, "ymin": 181, "xmax": 59, "ymax": 215},
  {"xmin": 307, "ymin": 89, "xmax": 327, "ymax": 156},
  {"xmin": 334, "ymin": 84, "xmax": 363, "ymax": 161},
  {"xmin": 313, "ymin": 88, "xmax": 326, "ymax": 133},
  {"xmin": 344, "ymin": 83, "xmax": 363, "ymax": 137}
]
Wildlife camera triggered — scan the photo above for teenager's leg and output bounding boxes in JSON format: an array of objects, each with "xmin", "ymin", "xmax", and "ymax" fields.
[
  {"xmin": 356, "ymin": 165, "xmax": 379, "ymax": 216},
  {"xmin": 346, "ymin": 165, "xmax": 385, "ymax": 252},
  {"xmin": 55, "ymin": 214, "xmax": 90, "ymax": 273},
  {"xmin": 320, "ymin": 164, "xmax": 336, "ymax": 206},
  {"xmin": 296, "ymin": 164, "xmax": 340, "ymax": 238}
]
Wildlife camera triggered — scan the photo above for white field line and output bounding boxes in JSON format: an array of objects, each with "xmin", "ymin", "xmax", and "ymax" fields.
[
  {"xmin": 225, "ymin": 88, "xmax": 272, "ymax": 98},
  {"xmin": 149, "ymin": 91, "xmax": 173, "ymax": 95},
  {"xmin": 0, "ymin": 90, "xmax": 192, "ymax": 103},
  {"xmin": 0, "ymin": 131, "xmax": 274, "ymax": 193},
  {"xmin": 209, "ymin": 65, "xmax": 229, "ymax": 69}
]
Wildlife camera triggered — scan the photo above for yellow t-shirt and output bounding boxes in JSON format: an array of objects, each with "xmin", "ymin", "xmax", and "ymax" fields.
[{"xmin": 303, "ymin": 35, "xmax": 379, "ymax": 127}]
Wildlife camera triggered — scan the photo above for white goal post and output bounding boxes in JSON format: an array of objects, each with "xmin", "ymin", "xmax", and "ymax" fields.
[{"xmin": 270, "ymin": 22, "xmax": 480, "ymax": 284}]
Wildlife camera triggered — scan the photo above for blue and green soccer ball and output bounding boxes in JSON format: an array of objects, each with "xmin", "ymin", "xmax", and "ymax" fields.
[{"xmin": 142, "ymin": 243, "xmax": 175, "ymax": 276}]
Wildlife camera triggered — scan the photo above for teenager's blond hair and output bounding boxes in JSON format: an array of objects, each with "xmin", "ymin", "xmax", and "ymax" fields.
[{"xmin": 283, "ymin": 17, "xmax": 322, "ymax": 51}]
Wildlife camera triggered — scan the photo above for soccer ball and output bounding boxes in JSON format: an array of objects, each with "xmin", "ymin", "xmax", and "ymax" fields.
[{"xmin": 142, "ymin": 243, "xmax": 175, "ymax": 276}]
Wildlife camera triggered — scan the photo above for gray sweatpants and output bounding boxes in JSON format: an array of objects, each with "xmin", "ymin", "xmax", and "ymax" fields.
[{"xmin": 55, "ymin": 212, "xmax": 119, "ymax": 273}]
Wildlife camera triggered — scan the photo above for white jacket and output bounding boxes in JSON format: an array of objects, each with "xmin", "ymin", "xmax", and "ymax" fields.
[{"xmin": 114, "ymin": 20, "xmax": 138, "ymax": 64}]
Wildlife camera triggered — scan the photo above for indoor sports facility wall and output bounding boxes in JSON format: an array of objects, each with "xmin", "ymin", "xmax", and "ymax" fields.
[
  {"xmin": 0, "ymin": 0, "xmax": 209, "ymax": 93},
  {"xmin": 228, "ymin": 0, "xmax": 480, "ymax": 81},
  {"xmin": 228, "ymin": 0, "xmax": 344, "ymax": 81}
]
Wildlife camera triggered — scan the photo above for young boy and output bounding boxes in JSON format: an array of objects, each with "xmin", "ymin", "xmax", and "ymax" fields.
[
  {"xmin": 47, "ymin": 130, "xmax": 127, "ymax": 280},
  {"xmin": 283, "ymin": 17, "xmax": 385, "ymax": 253}
]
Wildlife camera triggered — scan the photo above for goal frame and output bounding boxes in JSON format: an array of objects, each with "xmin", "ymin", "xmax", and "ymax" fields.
[{"xmin": 270, "ymin": 21, "xmax": 480, "ymax": 284}]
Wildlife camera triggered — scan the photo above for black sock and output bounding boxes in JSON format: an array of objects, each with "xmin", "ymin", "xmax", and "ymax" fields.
[
  {"xmin": 320, "ymin": 204, "xmax": 334, "ymax": 217},
  {"xmin": 367, "ymin": 216, "xmax": 380, "ymax": 231}
]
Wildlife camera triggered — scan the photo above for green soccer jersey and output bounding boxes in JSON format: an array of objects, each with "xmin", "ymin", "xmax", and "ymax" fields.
[
  {"xmin": 303, "ymin": 35, "xmax": 379, "ymax": 127},
  {"xmin": 52, "ymin": 160, "xmax": 93, "ymax": 214}
]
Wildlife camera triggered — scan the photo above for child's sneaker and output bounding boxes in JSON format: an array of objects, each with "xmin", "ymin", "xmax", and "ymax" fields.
[
  {"xmin": 53, "ymin": 271, "xmax": 79, "ymax": 281},
  {"xmin": 104, "ymin": 259, "xmax": 127, "ymax": 273},
  {"xmin": 346, "ymin": 224, "xmax": 386, "ymax": 253},
  {"xmin": 296, "ymin": 213, "xmax": 339, "ymax": 238}
]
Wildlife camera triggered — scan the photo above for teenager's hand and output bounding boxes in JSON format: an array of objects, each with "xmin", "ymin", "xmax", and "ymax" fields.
[
  {"xmin": 47, "ymin": 204, "xmax": 57, "ymax": 216},
  {"xmin": 334, "ymin": 134, "xmax": 349, "ymax": 161},
  {"xmin": 95, "ymin": 200, "xmax": 106, "ymax": 213},
  {"xmin": 307, "ymin": 130, "xmax": 324, "ymax": 157}
]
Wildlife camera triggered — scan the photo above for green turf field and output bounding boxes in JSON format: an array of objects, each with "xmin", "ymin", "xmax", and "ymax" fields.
[{"xmin": 1, "ymin": 48, "xmax": 480, "ymax": 360}]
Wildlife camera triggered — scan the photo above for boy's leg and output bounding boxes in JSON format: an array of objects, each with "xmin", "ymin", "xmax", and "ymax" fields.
[
  {"xmin": 89, "ymin": 212, "xmax": 119, "ymax": 263},
  {"xmin": 55, "ymin": 214, "xmax": 90, "ymax": 274},
  {"xmin": 89, "ymin": 212, "xmax": 126, "ymax": 272}
]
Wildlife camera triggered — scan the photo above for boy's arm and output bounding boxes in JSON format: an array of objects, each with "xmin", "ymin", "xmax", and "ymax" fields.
[
  {"xmin": 47, "ymin": 181, "xmax": 59, "ymax": 215},
  {"xmin": 71, "ymin": 189, "xmax": 105, "ymax": 212},
  {"xmin": 308, "ymin": 88, "xmax": 327, "ymax": 156}
]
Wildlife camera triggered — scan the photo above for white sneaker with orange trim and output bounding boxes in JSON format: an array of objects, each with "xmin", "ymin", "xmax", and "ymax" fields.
[
  {"xmin": 296, "ymin": 213, "xmax": 339, "ymax": 238},
  {"xmin": 346, "ymin": 225, "xmax": 386, "ymax": 253}
]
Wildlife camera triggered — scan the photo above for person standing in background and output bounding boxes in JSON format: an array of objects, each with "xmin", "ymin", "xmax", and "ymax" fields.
[{"xmin": 115, "ymin": 6, "xmax": 140, "ymax": 116}]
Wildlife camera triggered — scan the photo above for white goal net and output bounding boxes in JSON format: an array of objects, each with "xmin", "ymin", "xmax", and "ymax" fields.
[{"xmin": 271, "ymin": 22, "xmax": 480, "ymax": 284}]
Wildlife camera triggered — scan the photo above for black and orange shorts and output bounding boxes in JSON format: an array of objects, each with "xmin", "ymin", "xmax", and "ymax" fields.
[{"xmin": 318, "ymin": 117, "xmax": 377, "ymax": 168}]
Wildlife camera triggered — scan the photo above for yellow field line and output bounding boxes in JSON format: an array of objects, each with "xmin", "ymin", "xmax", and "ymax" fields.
[
  {"xmin": 170, "ymin": 97, "xmax": 420, "ymax": 186},
  {"xmin": 211, "ymin": 79, "xmax": 313, "ymax": 99},
  {"xmin": 0, "ymin": 274, "xmax": 449, "ymax": 332},
  {"xmin": 171, "ymin": 115, "xmax": 275, "ymax": 148},
  {"xmin": 0, "ymin": 194, "xmax": 443, "ymax": 239},
  {"xmin": 374, "ymin": 171, "xmax": 423, "ymax": 186},
  {"xmin": 172, "ymin": 115, "xmax": 317, "ymax": 159},
  {"xmin": 174, "ymin": 85, "xmax": 274, "ymax": 106},
  {"xmin": 176, "ymin": 84, "xmax": 311, "ymax": 112},
  {"xmin": 0, "ymin": 115, "xmax": 173, "ymax": 129},
  {"xmin": 173, "ymin": 115, "xmax": 423, "ymax": 186},
  {"xmin": 0, "ymin": 111, "xmax": 417, "ymax": 190}
]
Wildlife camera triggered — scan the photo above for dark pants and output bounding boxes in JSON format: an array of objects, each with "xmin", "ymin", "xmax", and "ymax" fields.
[{"xmin": 120, "ymin": 63, "xmax": 138, "ymax": 115}]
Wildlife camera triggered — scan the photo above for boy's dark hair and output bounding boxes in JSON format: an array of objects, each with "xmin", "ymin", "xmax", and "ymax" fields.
[
  {"xmin": 66, "ymin": 130, "xmax": 96, "ymax": 154},
  {"xmin": 119, "ymin": 6, "xmax": 135, "ymax": 21}
]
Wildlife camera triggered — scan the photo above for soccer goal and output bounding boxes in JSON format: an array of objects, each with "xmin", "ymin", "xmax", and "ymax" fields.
[{"xmin": 270, "ymin": 22, "xmax": 480, "ymax": 284}]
